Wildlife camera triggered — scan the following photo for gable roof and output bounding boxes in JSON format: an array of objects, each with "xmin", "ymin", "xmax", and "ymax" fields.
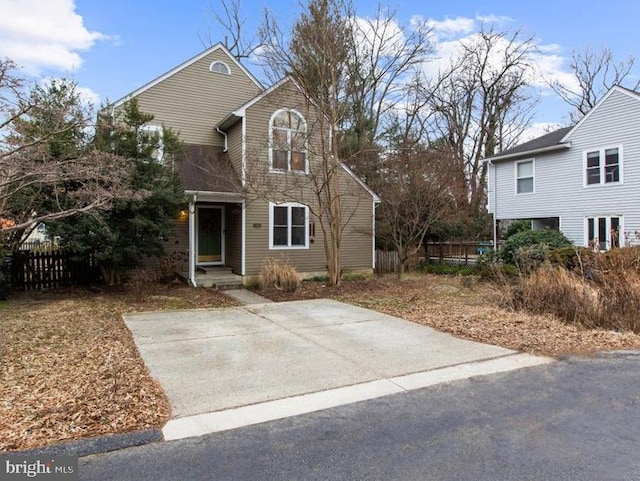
[
  {"xmin": 559, "ymin": 85, "xmax": 640, "ymax": 143},
  {"xmin": 111, "ymin": 43, "xmax": 264, "ymax": 108},
  {"xmin": 484, "ymin": 126, "xmax": 571, "ymax": 163},
  {"xmin": 217, "ymin": 76, "xmax": 297, "ymax": 130}
]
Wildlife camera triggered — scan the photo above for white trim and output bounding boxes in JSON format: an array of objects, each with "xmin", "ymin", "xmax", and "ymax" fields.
[
  {"xmin": 514, "ymin": 158, "xmax": 535, "ymax": 195},
  {"xmin": 232, "ymin": 77, "xmax": 293, "ymax": 118},
  {"xmin": 184, "ymin": 190, "xmax": 244, "ymax": 203},
  {"xmin": 268, "ymin": 108, "xmax": 309, "ymax": 174},
  {"xmin": 188, "ymin": 199, "xmax": 196, "ymax": 287},
  {"xmin": 372, "ymin": 200, "xmax": 378, "ymax": 269},
  {"xmin": 584, "ymin": 215, "xmax": 623, "ymax": 250},
  {"xmin": 110, "ymin": 43, "xmax": 263, "ymax": 108},
  {"xmin": 196, "ymin": 205, "xmax": 225, "ymax": 266},
  {"xmin": 268, "ymin": 202, "xmax": 310, "ymax": 250},
  {"xmin": 483, "ymin": 143, "xmax": 570, "ymax": 163},
  {"xmin": 561, "ymin": 86, "xmax": 640, "ymax": 143},
  {"xmin": 209, "ymin": 60, "xmax": 231, "ymax": 74},
  {"xmin": 582, "ymin": 145, "xmax": 623, "ymax": 187},
  {"xmin": 241, "ymin": 201, "xmax": 246, "ymax": 276},
  {"xmin": 340, "ymin": 162, "xmax": 382, "ymax": 202},
  {"xmin": 241, "ymin": 117, "xmax": 247, "ymax": 187}
]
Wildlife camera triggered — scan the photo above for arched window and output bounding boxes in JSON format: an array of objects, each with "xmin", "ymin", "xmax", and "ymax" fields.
[
  {"xmin": 270, "ymin": 109, "xmax": 307, "ymax": 173},
  {"xmin": 209, "ymin": 61, "xmax": 230, "ymax": 74}
]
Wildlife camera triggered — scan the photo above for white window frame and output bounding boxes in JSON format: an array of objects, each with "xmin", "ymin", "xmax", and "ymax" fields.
[
  {"xmin": 268, "ymin": 202, "xmax": 310, "ymax": 250},
  {"xmin": 268, "ymin": 109, "xmax": 308, "ymax": 174},
  {"xmin": 583, "ymin": 145, "xmax": 623, "ymax": 187},
  {"xmin": 209, "ymin": 61, "xmax": 231, "ymax": 74},
  {"xmin": 584, "ymin": 215, "xmax": 623, "ymax": 251},
  {"xmin": 137, "ymin": 124, "xmax": 164, "ymax": 163},
  {"xmin": 514, "ymin": 159, "xmax": 535, "ymax": 195}
]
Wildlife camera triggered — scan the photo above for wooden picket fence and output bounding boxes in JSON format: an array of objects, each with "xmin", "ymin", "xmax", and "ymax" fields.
[{"xmin": 9, "ymin": 249, "xmax": 101, "ymax": 291}]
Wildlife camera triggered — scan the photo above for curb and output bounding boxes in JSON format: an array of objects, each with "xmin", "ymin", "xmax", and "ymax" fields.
[{"xmin": 3, "ymin": 429, "xmax": 163, "ymax": 459}]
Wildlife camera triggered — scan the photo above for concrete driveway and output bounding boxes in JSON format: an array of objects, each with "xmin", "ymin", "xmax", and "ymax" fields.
[{"xmin": 124, "ymin": 299, "xmax": 552, "ymax": 440}]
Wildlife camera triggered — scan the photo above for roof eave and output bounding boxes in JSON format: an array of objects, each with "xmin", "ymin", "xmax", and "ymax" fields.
[{"xmin": 483, "ymin": 143, "xmax": 571, "ymax": 163}]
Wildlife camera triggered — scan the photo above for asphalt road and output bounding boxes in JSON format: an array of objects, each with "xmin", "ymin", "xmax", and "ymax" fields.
[{"xmin": 79, "ymin": 351, "xmax": 640, "ymax": 481}]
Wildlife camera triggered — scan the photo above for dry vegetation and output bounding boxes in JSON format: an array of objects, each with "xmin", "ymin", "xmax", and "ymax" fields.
[
  {"xmin": 257, "ymin": 274, "xmax": 640, "ymax": 357},
  {"xmin": 0, "ymin": 284, "xmax": 237, "ymax": 452},
  {"xmin": 258, "ymin": 258, "xmax": 301, "ymax": 292},
  {"xmin": 3, "ymin": 271, "xmax": 640, "ymax": 453}
]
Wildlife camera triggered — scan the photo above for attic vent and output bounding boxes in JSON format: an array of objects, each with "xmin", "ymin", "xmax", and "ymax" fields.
[{"xmin": 210, "ymin": 61, "xmax": 230, "ymax": 74}]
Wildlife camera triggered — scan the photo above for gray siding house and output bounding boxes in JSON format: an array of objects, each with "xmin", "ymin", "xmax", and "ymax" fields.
[
  {"xmin": 111, "ymin": 44, "xmax": 379, "ymax": 286},
  {"xmin": 485, "ymin": 86, "xmax": 640, "ymax": 251}
]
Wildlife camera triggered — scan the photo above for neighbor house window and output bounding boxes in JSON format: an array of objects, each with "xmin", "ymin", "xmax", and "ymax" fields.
[
  {"xmin": 584, "ymin": 147, "xmax": 621, "ymax": 186},
  {"xmin": 209, "ymin": 61, "xmax": 230, "ymax": 74},
  {"xmin": 269, "ymin": 202, "xmax": 309, "ymax": 249},
  {"xmin": 270, "ymin": 109, "xmax": 307, "ymax": 173},
  {"xmin": 586, "ymin": 216, "xmax": 621, "ymax": 251},
  {"xmin": 137, "ymin": 124, "xmax": 164, "ymax": 163},
  {"xmin": 515, "ymin": 159, "xmax": 534, "ymax": 194}
]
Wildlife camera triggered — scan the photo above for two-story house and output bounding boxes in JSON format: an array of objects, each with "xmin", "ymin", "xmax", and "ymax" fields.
[
  {"xmin": 485, "ymin": 85, "xmax": 640, "ymax": 251},
  {"xmin": 111, "ymin": 43, "xmax": 379, "ymax": 286}
]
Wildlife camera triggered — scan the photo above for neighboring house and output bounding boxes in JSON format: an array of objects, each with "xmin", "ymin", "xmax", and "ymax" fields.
[
  {"xmin": 111, "ymin": 43, "xmax": 379, "ymax": 286},
  {"xmin": 484, "ymin": 85, "xmax": 640, "ymax": 252}
]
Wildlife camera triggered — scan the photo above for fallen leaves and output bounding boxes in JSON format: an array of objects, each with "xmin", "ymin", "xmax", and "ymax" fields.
[{"xmin": 0, "ymin": 284, "xmax": 237, "ymax": 452}]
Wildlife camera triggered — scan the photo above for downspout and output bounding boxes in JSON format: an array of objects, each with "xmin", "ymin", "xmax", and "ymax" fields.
[
  {"xmin": 216, "ymin": 127, "xmax": 228, "ymax": 152},
  {"xmin": 188, "ymin": 194, "xmax": 197, "ymax": 287},
  {"xmin": 488, "ymin": 160, "xmax": 498, "ymax": 250}
]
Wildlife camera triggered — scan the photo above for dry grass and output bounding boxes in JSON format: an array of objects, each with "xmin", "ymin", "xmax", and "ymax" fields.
[
  {"xmin": 259, "ymin": 258, "xmax": 301, "ymax": 292},
  {"xmin": 257, "ymin": 274, "xmax": 640, "ymax": 357},
  {"xmin": 512, "ymin": 247, "xmax": 640, "ymax": 333},
  {"xmin": 0, "ymin": 283, "xmax": 237, "ymax": 453}
]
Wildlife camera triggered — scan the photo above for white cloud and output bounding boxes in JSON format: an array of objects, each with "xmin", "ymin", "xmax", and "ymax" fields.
[
  {"xmin": 475, "ymin": 14, "xmax": 514, "ymax": 26},
  {"xmin": 75, "ymin": 85, "xmax": 101, "ymax": 107},
  {"xmin": 423, "ymin": 16, "xmax": 475, "ymax": 40},
  {"xmin": 521, "ymin": 122, "xmax": 565, "ymax": 142},
  {"xmin": 0, "ymin": 0, "xmax": 105, "ymax": 73}
]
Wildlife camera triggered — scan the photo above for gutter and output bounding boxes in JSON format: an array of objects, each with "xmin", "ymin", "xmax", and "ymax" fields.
[{"xmin": 483, "ymin": 142, "xmax": 570, "ymax": 163}]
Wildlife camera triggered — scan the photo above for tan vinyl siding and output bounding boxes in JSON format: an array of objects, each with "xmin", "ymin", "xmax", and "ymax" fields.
[
  {"xmin": 224, "ymin": 203, "xmax": 242, "ymax": 273},
  {"xmin": 227, "ymin": 121, "xmax": 243, "ymax": 179},
  {"xmin": 130, "ymin": 49, "xmax": 262, "ymax": 146},
  {"xmin": 242, "ymin": 80, "xmax": 375, "ymax": 275},
  {"xmin": 159, "ymin": 216, "xmax": 189, "ymax": 276}
]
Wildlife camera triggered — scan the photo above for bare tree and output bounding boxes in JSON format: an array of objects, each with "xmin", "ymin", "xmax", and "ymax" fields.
[
  {"xmin": 0, "ymin": 59, "xmax": 131, "ymax": 253},
  {"xmin": 256, "ymin": 0, "xmax": 355, "ymax": 286},
  {"xmin": 429, "ymin": 27, "xmax": 537, "ymax": 220},
  {"xmin": 201, "ymin": 0, "xmax": 261, "ymax": 60},
  {"xmin": 549, "ymin": 46, "xmax": 640, "ymax": 124}
]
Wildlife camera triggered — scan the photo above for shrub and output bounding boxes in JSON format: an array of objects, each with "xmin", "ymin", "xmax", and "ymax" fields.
[
  {"xmin": 505, "ymin": 219, "xmax": 531, "ymax": 239},
  {"xmin": 499, "ymin": 229, "xmax": 572, "ymax": 266},
  {"xmin": 259, "ymin": 258, "xmax": 301, "ymax": 292},
  {"xmin": 418, "ymin": 261, "xmax": 479, "ymax": 276}
]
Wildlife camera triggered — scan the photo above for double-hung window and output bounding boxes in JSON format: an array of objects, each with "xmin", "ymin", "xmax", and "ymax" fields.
[
  {"xmin": 586, "ymin": 216, "xmax": 621, "ymax": 251},
  {"xmin": 269, "ymin": 202, "xmax": 309, "ymax": 249},
  {"xmin": 515, "ymin": 159, "xmax": 534, "ymax": 194},
  {"xmin": 584, "ymin": 147, "xmax": 621, "ymax": 186},
  {"xmin": 270, "ymin": 110, "xmax": 307, "ymax": 173}
]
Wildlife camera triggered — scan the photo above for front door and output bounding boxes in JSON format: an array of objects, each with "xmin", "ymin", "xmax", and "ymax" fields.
[{"xmin": 197, "ymin": 206, "xmax": 223, "ymax": 264}]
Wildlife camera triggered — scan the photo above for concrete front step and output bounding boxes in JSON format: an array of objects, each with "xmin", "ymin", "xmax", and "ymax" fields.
[{"xmin": 195, "ymin": 274, "xmax": 243, "ymax": 289}]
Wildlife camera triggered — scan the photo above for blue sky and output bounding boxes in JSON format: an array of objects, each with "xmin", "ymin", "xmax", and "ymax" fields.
[{"xmin": 1, "ymin": 0, "xmax": 639, "ymax": 138}]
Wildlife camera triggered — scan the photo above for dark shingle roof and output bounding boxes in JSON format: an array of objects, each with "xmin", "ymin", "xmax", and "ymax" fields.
[
  {"xmin": 491, "ymin": 126, "xmax": 572, "ymax": 160},
  {"xmin": 178, "ymin": 144, "xmax": 242, "ymax": 193}
]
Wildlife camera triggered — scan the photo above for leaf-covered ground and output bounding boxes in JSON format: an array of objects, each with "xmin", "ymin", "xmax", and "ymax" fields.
[
  {"xmin": 3, "ymin": 274, "xmax": 640, "ymax": 453},
  {"xmin": 0, "ymin": 284, "xmax": 237, "ymax": 452},
  {"xmin": 257, "ymin": 274, "xmax": 640, "ymax": 357}
]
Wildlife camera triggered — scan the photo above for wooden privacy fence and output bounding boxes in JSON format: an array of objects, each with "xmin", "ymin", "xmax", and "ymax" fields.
[
  {"xmin": 424, "ymin": 240, "xmax": 493, "ymax": 264},
  {"xmin": 10, "ymin": 250, "xmax": 101, "ymax": 291},
  {"xmin": 375, "ymin": 250, "xmax": 399, "ymax": 273}
]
